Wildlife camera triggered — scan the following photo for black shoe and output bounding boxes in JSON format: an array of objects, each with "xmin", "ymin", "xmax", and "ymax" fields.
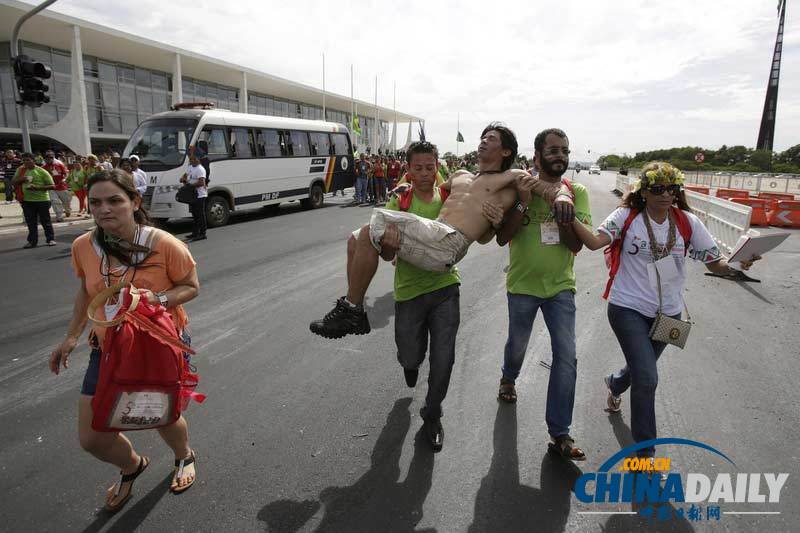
[
  {"xmin": 422, "ymin": 418, "xmax": 444, "ymax": 452},
  {"xmin": 23, "ymin": 242, "xmax": 37, "ymax": 249},
  {"xmin": 404, "ymin": 368, "xmax": 419, "ymax": 388},
  {"xmin": 191, "ymin": 235, "xmax": 207, "ymax": 241},
  {"xmin": 309, "ymin": 297, "xmax": 371, "ymax": 339}
]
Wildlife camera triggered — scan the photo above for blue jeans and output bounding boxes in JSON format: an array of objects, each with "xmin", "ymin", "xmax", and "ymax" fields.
[
  {"xmin": 355, "ymin": 177, "xmax": 367, "ymax": 203},
  {"xmin": 606, "ymin": 303, "xmax": 680, "ymax": 458},
  {"xmin": 502, "ymin": 290, "xmax": 577, "ymax": 438},
  {"xmin": 3, "ymin": 177, "xmax": 13, "ymax": 201}
]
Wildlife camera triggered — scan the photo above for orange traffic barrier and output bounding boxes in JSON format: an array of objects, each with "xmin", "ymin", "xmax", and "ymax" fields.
[
  {"xmin": 685, "ymin": 185, "xmax": 710, "ymax": 195},
  {"xmin": 716, "ymin": 188, "xmax": 749, "ymax": 200},
  {"xmin": 757, "ymin": 192, "xmax": 796, "ymax": 210},
  {"xmin": 767, "ymin": 200, "xmax": 800, "ymax": 228},
  {"xmin": 731, "ymin": 198, "xmax": 770, "ymax": 226}
]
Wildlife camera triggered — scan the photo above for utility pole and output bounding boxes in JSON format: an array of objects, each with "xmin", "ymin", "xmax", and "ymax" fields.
[{"xmin": 11, "ymin": 0, "xmax": 59, "ymax": 153}]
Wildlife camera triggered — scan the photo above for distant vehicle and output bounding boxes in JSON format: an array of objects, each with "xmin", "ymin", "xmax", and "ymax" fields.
[
  {"xmin": 589, "ymin": 165, "xmax": 601, "ymax": 175},
  {"xmin": 123, "ymin": 105, "xmax": 355, "ymax": 227}
]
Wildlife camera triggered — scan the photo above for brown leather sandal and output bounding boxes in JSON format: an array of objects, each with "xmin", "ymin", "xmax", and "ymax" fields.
[
  {"xmin": 498, "ymin": 379, "xmax": 517, "ymax": 404},
  {"xmin": 104, "ymin": 455, "xmax": 149, "ymax": 512},
  {"xmin": 548, "ymin": 435, "xmax": 587, "ymax": 462}
]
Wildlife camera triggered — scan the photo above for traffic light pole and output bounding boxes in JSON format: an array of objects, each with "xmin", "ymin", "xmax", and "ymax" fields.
[{"xmin": 10, "ymin": 0, "xmax": 59, "ymax": 153}]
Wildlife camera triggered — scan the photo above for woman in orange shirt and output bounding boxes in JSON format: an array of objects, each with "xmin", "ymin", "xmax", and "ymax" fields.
[{"xmin": 49, "ymin": 169, "xmax": 201, "ymax": 512}]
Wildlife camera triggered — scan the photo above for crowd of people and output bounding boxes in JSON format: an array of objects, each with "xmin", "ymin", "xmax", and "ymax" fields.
[
  {"xmin": 311, "ymin": 124, "xmax": 760, "ymax": 462},
  {"xmin": 1, "ymin": 148, "xmax": 147, "ymax": 248},
  {"xmin": 26, "ymin": 122, "xmax": 762, "ymax": 514}
]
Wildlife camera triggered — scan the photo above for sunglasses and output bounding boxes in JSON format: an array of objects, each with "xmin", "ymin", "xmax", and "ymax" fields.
[{"xmin": 647, "ymin": 184, "xmax": 681, "ymax": 195}]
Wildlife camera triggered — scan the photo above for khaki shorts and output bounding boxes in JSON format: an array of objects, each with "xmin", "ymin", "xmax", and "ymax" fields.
[{"xmin": 358, "ymin": 209, "xmax": 471, "ymax": 272}]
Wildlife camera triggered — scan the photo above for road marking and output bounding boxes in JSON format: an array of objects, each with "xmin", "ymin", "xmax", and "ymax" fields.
[
  {"xmin": 723, "ymin": 511, "xmax": 781, "ymax": 515},
  {"xmin": 577, "ymin": 511, "xmax": 638, "ymax": 515}
]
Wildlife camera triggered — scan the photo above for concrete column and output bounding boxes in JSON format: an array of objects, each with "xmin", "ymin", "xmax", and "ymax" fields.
[
  {"xmin": 37, "ymin": 25, "xmax": 91, "ymax": 154},
  {"xmin": 172, "ymin": 53, "xmax": 182, "ymax": 106},
  {"xmin": 239, "ymin": 71, "xmax": 248, "ymax": 113}
]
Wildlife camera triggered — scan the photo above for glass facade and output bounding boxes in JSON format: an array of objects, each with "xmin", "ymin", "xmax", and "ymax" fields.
[{"xmin": 0, "ymin": 40, "xmax": 397, "ymax": 152}]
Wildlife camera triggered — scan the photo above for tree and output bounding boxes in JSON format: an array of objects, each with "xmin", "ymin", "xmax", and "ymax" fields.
[{"xmin": 749, "ymin": 150, "xmax": 773, "ymax": 171}]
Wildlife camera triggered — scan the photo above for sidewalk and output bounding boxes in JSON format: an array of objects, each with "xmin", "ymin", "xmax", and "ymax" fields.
[{"xmin": 0, "ymin": 195, "xmax": 94, "ymax": 236}]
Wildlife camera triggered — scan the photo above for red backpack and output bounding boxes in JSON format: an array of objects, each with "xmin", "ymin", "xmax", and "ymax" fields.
[
  {"xmin": 602, "ymin": 207, "xmax": 692, "ymax": 300},
  {"xmin": 88, "ymin": 283, "xmax": 206, "ymax": 432}
]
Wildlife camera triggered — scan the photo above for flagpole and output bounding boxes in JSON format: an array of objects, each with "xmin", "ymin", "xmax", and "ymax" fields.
[
  {"xmin": 456, "ymin": 112, "xmax": 460, "ymax": 157},
  {"xmin": 322, "ymin": 53, "xmax": 326, "ymax": 120},
  {"xmin": 393, "ymin": 82, "xmax": 397, "ymax": 154}
]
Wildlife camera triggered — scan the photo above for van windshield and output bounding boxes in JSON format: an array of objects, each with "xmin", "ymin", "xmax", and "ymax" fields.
[{"xmin": 123, "ymin": 118, "xmax": 199, "ymax": 169}]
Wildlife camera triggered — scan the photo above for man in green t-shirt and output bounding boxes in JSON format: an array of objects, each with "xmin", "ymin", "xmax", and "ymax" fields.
[
  {"xmin": 494, "ymin": 128, "xmax": 591, "ymax": 462},
  {"xmin": 378, "ymin": 141, "xmax": 460, "ymax": 452},
  {"xmin": 12, "ymin": 152, "xmax": 56, "ymax": 248}
]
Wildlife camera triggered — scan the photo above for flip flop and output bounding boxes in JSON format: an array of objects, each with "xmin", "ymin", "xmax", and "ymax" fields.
[
  {"xmin": 171, "ymin": 450, "xmax": 196, "ymax": 494},
  {"xmin": 498, "ymin": 379, "xmax": 517, "ymax": 404},
  {"xmin": 104, "ymin": 455, "xmax": 149, "ymax": 512}
]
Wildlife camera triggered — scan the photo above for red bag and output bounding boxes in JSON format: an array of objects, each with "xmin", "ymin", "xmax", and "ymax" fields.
[
  {"xmin": 602, "ymin": 207, "xmax": 693, "ymax": 299},
  {"xmin": 88, "ymin": 283, "xmax": 206, "ymax": 432}
]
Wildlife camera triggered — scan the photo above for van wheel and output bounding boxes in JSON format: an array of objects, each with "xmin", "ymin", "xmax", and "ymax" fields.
[
  {"xmin": 301, "ymin": 184, "xmax": 324, "ymax": 209},
  {"xmin": 206, "ymin": 195, "xmax": 230, "ymax": 227}
]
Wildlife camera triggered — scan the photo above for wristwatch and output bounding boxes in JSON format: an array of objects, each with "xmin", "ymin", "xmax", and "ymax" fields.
[{"xmin": 156, "ymin": 291, "xmax": 169, "ymax": 307}]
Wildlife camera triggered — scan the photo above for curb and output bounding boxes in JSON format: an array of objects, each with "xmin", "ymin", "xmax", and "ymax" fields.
[{"xmin": 0, "ymin": 217, "xmax": 95, "ymax": 237}]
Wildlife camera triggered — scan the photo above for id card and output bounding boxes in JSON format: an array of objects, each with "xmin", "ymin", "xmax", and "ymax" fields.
[
  {"xmin": 540, "ymin": 221, "xmax": 561, "ymax": 245},
  {"xmin": 647, "ymin": 255, "xmax": 680, "ymax": 289}
]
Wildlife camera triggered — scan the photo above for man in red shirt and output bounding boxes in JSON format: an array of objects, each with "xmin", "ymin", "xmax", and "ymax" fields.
[
  {"xmin": 2, "ymin": 149, "xmax": 21, "ymax": 203},
  {"xmin": 387, "ymin": 155, "xmax": 401, "ymax": 190},
  {"xmin": 43, "ymin": 150, "xmax": 71, "ymax": 221}
]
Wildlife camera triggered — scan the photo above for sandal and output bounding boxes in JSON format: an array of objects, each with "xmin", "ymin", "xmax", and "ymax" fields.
[
  {"xmin": 171, "ymin": 450, "xmax": 197, "ymax": 494},
  {"xmin": 498, "ymin": 379, "xmax": 517, "ymax": 404},
  {"xmin": 548, "ymin": 435, "xmax": 587, "ymax": 462},
  {"xmin": 104, "ymin": 455, "xmax": 149, "ymax": 512}
]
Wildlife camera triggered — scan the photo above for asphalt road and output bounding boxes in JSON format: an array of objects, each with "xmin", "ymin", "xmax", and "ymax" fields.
[{"xmin": 1, "ymin": 171, "xmax": 798, "ymax": 532}]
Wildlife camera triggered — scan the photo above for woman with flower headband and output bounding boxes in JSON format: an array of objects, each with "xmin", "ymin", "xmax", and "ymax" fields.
[{"xmin": 569, "ymin": 162, "xmax": 760, "ymax": 461}]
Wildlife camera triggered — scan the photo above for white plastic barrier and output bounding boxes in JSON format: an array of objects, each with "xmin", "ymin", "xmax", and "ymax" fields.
[
  {"xmin": 686, "ymin": 190, "xmax": 752, "ymax": 256},
  {"xmin": 614, "ymin": 174, "xmax": 635, "ymax": 195}
]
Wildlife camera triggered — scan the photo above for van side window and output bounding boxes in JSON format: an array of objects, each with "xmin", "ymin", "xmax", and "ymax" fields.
[
  {"xmin": 279, "ymin": 130, "xmax": 292, "ymax": 156},
  {"xmin": 197, "ymin": 127, "xmax": 229, "ymax": 160},
  {"xmin": 290, "ymin": 131, "xmax": 310, "ymax": 157},
  {"xmin": 230, "ymin": 128, "xmax": 255, "ymax": 158},
  {"xmin": 260, "ymin": 129, "xmax": 283, "ymax": 157},
  {"xmin": 331, "ymin": 133, "xmax": 351, "ymax": 156},
  {"xmin": 310, "ymin": 132, "xmax": 332, "ymax": 156}
]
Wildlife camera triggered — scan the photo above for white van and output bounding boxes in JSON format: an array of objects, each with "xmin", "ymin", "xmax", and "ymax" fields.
[{"xmin": 122, "ymin": 106, "xmax": 355, "ymax": 226}]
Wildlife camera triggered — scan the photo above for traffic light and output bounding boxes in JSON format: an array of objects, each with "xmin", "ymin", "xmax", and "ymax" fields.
[{"xmin": 13, "ymin": 55, "xmax": 52, "ymax": 108}]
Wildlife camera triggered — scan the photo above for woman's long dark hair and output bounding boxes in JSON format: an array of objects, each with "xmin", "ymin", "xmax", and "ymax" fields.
[
  {"xmin": 621, "ymin": 162, "xmax": 691, "ymax": 212},
  {"xmin": 87, "ymin": 169, "xmax": 153, "ymax": 266}
]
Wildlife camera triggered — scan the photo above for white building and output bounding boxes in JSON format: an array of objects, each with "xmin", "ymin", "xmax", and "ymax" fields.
[{"xmin": 0, "ymin": 0, "xmax": 422, "ymax": 154}]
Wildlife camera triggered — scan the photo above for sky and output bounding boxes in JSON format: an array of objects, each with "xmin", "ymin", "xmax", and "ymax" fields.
[{"xmin": 24, "ymin": 0, "xmax": 800, "ymax": 160}]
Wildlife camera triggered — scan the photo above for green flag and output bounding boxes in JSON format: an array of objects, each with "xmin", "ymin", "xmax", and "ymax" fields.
[
  {"xmin": 456, "ymin": 131, "xmax": 464, "ymax": 142},
  {"xmin": 351, "ymin": 115, "xmax": 361, "ymax": 135}
]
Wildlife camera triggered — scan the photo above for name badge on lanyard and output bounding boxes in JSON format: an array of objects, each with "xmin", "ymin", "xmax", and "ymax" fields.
[{"xmin": 540, "ymin": 221, "xmax": 561, "ymax": 245}]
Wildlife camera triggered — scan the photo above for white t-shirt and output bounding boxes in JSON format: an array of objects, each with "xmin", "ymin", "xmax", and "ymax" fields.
[
  {"xmin": 186, "ymin": 164, "xmax": 207, "ymax": 198},
  {"xmin": 133, "ymin": 168, "xmax": 148, "ymax": 195},
  {"xmin": 598, "ymin": 208, "xmax": 721, "ymax": 317},
  {"xmin": 100, "ymin": 161, "xmax": 113, "ymax": 171}
]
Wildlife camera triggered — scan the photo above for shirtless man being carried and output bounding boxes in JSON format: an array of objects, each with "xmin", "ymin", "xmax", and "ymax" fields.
[{"xmin": 310, "ymin": 122, "xmax": 575, "ymax": 339}]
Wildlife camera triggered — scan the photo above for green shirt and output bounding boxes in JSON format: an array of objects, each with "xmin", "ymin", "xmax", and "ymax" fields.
[
  {"xmin": 67, "ymin": 169, "xmax": 86, "ymax": 191},
  {"xmin": 506, "ymin": 181, "xmax": 592, "ymax": 298},
  {"xmin": 16, "ymin": 166, "xmax": 54, "ymax": 202},
  {"xmin": 386, "ymin": 191, "xmax": 461, "ymax": 302}
]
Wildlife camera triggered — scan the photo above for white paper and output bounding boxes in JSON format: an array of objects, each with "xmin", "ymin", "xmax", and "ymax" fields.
[
  {"xmin": 647, "ymin": 255, "xmax": 680, "ymax": 289},
  {"xmin": 540, "ymin": 221, "xmax": 561, "ymax": 245},
  {"xmin": 727, "ymin": 230, "xmax": 791, "ymax": 264},
  {"xmin": 110, "ymin": 391, "xmax": 171, "ymax": 429}
]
